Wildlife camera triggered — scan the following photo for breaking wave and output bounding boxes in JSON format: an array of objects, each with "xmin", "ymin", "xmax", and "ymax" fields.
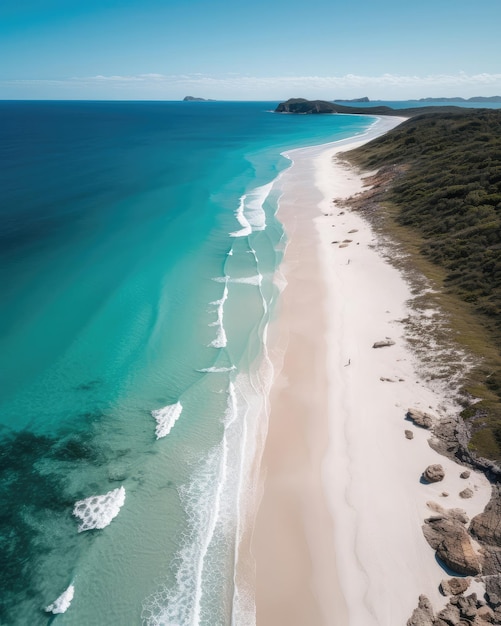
[
  {"xmin": 151, "ymin": 402, "xmax": 183, "ymax": 439},
  {"xmin": 73, "ymin": 486, "xmax": 126, "ymax": 532}
]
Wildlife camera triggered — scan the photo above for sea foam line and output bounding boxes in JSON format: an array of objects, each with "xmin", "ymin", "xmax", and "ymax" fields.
[
  {"xmin": 209, "ymin": 277, "xmax": 229, "ymax": 348},
  {"xmin": 213, "ymin": 275, "xmax": 263, "ymax": 287},
  {"xmin": 197, "ymin": 366, "xmax": 236, "ymax": 373},
  {"xmin": 230, "ymin": 196, "xmax": 252, "ymax": 238},
  {"xmin": 142, "ymin": 384, "xmax": 236, "ymax": 625}
]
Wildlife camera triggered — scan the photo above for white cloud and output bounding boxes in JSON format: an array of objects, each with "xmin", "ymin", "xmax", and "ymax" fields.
[{"xmin": 3, "ymin": 72, "xmax": 501, "ymax": 99}]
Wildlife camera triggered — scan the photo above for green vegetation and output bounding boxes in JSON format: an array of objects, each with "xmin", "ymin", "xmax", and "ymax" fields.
[
  {"xmin": 275, "ymin": 98, "xmax": 471, "ymax": 117},
  {"xmin": 346, "ymin": 109, "xmax": 501, "ymax": 460}
]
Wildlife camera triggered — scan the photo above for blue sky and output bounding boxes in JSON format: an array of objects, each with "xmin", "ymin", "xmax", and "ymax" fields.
[{"xmin": 1, "ymin": 0, "xmax": 501, "ymax": 100}]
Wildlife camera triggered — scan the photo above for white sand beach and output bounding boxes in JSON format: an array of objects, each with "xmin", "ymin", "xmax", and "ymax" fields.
[{"xmin": 252, "ymin": 117, "xmax": 492, "ymax": 625}]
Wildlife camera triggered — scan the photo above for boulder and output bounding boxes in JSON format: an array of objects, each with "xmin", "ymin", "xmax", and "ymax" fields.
[
  {"xmin": 482, "ymin": 546, "xmax": 501, "ymax": 576},
  {"xmin": 470, "ymin": 486, "xmax": 501, "ymax": 546},
  {"xmin": 485, "ymin": 574, "xmax": 501, "ymax": 608},
  {"xmin": 408, "ymin": 583, "xmax": 496, "ymax": 625},
  {"xmin": 423, "ymin": 515, "xmax": 482, "ymax": 576},
  {"xmin": 407, "ymin": 408, "xmax": 434, "ymax": 429},
  {"xmin": 405, "ymin": 429, "xmax": 415, "ymax": 440},
  {"xmin": 476, "ymin": 604, "xmax": 496, "ymax": 622},
  {"xmin": 435, "ymin": 603, "xmax": 460, "ymax": 624},
  {"xmin": 407, "ymin": 591, "xmax": 488, "ymax": 625},
  {"xmin": 407, "ymin": 595, "xmax": 435, "ymax": 626},
  {"xmin": 460, "ymin": 470, "xmax": 471, "ymax": 479},
  {"xmin": 440, "ymin": 577, "xmax": 470, "ymax": 596},
  {"xmin": 459, "ymin": 488, "xmax": 474, "ymax": 499},
  {"xmin": 373, "ymin": 338, "xmax": 396, "ymax": 348},
  {"xmin": 423, "ymin": 464, "xmax": 445, "ymax": 483},
  {"xmin": 450, "ymin": 593, "xmax": 479, "ymax": 621}
]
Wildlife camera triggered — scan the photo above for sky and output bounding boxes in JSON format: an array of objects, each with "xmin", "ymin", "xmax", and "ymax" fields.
[{"xmin": 1, "ymin": 0, "xmax": 501, "ymax": 100}]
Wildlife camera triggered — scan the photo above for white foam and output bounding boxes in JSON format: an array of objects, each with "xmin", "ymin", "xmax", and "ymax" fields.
[
  {"xmin": 151, "ymin": 402, "xmax": 183, "ymax": 439},
  {"xmin": 229, "ymin": 182, "xmax": 272, "ymax": 237},
  {"xmin": 231, "ymin": 275, "xmax": 262, "ymax": 286},
  {"xmin": 73, "ymin": 486, "xmax": 126, "ymax": 532},
  {"xmin": 142, "ymin": 383, "xmax": 244, "ymax": 625},
  {"xmin": 142, "ymin": 444, "xmax": 227, "ymax": 625},
  {"xmin": 197, "ymin": 366, "xmax": 236, "ymax": 373},
  {"xmin": 210, "ymin": 327, "xmax": 227, "ymax": 349},
  {"xmin": 142, "ymin": 365, "xmax": 274, "ymax": 626},
  {"xmin": 230, "ymin": 195, "xmax": 252, "ymax": 237},
  {"xmin": 212, "ymin": 275, "xmax": 262, "ymax": 287},
  {"xmin": 244, "ymin": 182, "xmax": 272, "ymax": 231},
  {"xmin": 45, "ymin": 584, "xmax": 75, "ymax": 614},
  {"xmin": 209, "ymin": 279, "xmax": 229, "ymax": 348}
]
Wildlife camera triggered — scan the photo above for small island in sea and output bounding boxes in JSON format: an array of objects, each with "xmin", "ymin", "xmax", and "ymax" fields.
[
  {"xmin": 416, "ymin": 95, "xmax": 501, "ymax": 102},
  {"xmin": 333, "ymin": 95, "xmax": 501, "ymax": 103},
  {"xmin": 182, "ymin": 95, "xmax": 216, "ymax": 101}
]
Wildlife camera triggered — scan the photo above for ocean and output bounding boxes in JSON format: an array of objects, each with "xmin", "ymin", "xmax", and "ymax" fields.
[{"xmin": 0, "ymin": 100, "xmax": 376, "ymax": 626}]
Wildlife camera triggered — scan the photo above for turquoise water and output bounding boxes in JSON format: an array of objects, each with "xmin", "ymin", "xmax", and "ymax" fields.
[{"xmin": 0, "ymin": 101, "xmax": 375, "ymax": 625}]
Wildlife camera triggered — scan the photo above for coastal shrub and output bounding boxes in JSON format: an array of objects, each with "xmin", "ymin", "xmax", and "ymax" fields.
[{"xmin": 347, "ymin": 108, "xmax": 501, "ymax": 460}]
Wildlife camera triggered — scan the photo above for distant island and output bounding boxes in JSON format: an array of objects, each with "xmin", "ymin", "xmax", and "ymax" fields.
[
  {"xmin": 416, "ymin": 96, "xmax": 501, "ymax": 102},
  {"xmin": 333, "ymin": 97, "xmax": 370, "ymax": 103},
  {"xmin": 183, "ymin": 96, "xmax": 216, "ymax": 102},
  {"xmin": 332, "ymin": 96, "xmax": 501, "ymax": 103}
]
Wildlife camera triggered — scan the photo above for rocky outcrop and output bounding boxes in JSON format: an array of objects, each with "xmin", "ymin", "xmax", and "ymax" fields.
[
  {"xmin": 407, "ymin": 595, "xmax": 435, "ymax": 626},
  {"xmin": 423, "ymin": 464, "xmax": 445, "ymax": 483},
  {"xmin": 408, "ymin": 592, "xmax": 499, "ymax": 625},
  {"xmin": 485, "ymin": 574, "xmax": 501, "ymax": 608},
  {"xmin": 469, "ymin": 486, "xmax": 501, "ymax": 574},
  {"xmin": 439, "ymin": 594, "xmax": 480, "ymax": 623},
  {"xmin": 407, "ymin": 408, "xmax": 434, "ymax": 429},
  {"xmin": 470, "ymin": 486, "xmax": 501, "ymax": 545},
  {"xmin": 423, "ymin": 510, "xmax": 482, "ymax": 576},
  {"xmin": 428, "ymin": 415, "xmax": 501, "ymax": 481}
]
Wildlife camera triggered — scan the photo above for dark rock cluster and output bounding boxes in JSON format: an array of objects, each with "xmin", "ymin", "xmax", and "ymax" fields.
[
  {"xmin": 407, "ymin": 589, "xmax": 500, "ymax": 625},
  {"xmin": 408, "ymin": 488, "xmax": 501, "ymax": 623}
]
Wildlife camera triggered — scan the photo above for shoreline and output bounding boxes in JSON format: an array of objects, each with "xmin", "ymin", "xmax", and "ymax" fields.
[{"xmin": 251, "ymin": 117, "xmax": 492, "ymax": 625}]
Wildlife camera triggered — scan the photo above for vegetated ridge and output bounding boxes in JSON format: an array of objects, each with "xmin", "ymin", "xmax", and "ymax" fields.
[
  {"xmin": 345, "ymin": 109, "xmax": 501, "ymax": 460},
  {"xmin": 275, "ymin": 97, "xmax": 471, "ymax": 117}
]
